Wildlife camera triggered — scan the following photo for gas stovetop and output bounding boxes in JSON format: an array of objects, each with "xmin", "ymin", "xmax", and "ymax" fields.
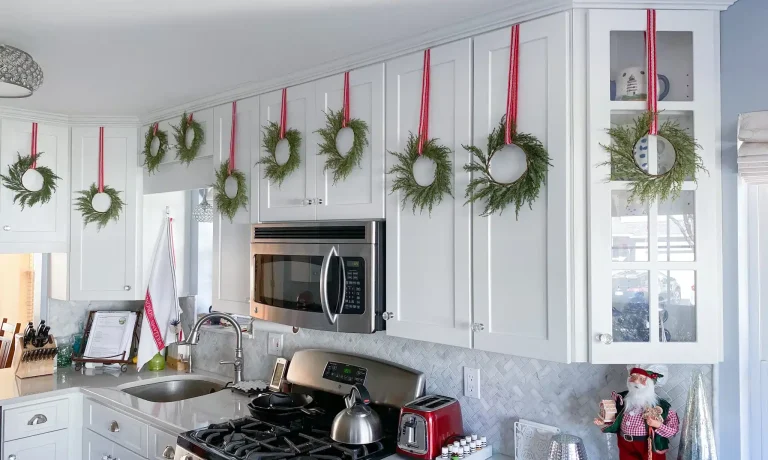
[{"xmin": 176, "ymin": 416, "xmax": 395, "ymax": 460}]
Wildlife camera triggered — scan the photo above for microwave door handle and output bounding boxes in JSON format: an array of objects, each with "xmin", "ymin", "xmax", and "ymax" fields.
[{"xmin": 320, "ymin": 246, "xmax": 339, "ymax": 325}]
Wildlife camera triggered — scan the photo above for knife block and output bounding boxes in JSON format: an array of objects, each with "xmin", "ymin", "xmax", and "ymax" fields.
[{"xmin": 11, "ymin": 335, "xmax": 57, "ymax": 379}]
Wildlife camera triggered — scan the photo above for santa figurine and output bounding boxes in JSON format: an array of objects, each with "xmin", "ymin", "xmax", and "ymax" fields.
[{"xmin": 594, "ymin": 365, "xmax": 679, "ymax": 460}]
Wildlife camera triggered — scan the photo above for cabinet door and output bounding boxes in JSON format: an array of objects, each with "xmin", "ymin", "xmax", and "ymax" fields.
[
  {"xmin": 385, "ymin": 40, "xmax": 473, "ymax": 348},
  {"xmin": 315, "ymin": 64, "xmax": 385, "ymax": 220},
  {"xmin": 83, "ymin": 429, "xmax": 114, "ymax": 460},
  {"xmin": 70, "ymin": 127, "xmax": 140, "ymax": 301},
  {"xmin": 472, "ymin": 14, "xmax": 571, "ymax": 362},
  {"xmin": 258, "ymin": 82, "xmax": 317, "ymax": 222},
  {"xmin": 212, "ymin": 99, "xmax": 256, "ymax": 315},
  {"xmin": 5, "ymin": 428, "xmax": 69, "ymax": 460},
  {"xmin": 587, "ymin": 10, "xmax": 720, "ymax": 363},
  {"xmin": 0, "ymin": 119, "xmax": 69, "ymax": 253}
]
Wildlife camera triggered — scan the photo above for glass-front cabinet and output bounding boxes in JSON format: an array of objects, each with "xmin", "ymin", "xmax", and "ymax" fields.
[{"xmin": 587, "ymin": 9, "xmax": 721, "ymax": 363}]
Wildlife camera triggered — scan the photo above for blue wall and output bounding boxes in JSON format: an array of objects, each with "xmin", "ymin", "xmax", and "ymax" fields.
[{"xmin": 720, "ymin": 0, "xmax": 768, "ymax": 456}]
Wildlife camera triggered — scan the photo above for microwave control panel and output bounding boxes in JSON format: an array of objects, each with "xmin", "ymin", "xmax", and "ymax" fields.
[{"xmin": 342, "ymin": 257, "xmax": 365, "ymax": 313}]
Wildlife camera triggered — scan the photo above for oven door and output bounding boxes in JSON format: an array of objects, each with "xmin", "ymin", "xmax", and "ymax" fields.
[{"xmin": 250, "ymin": 242, "xmax": 377, "ymax": 333}]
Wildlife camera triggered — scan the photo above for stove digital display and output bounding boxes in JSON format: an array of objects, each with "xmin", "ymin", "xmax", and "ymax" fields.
[{"xmin": 323, "ymin": 361, "xmax": 367, "ymax": 385}]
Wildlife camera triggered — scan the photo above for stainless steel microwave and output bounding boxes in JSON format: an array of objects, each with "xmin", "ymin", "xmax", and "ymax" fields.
[{"xmin": 250, "ymin": 221, "xmax": 385, "ymax": 333}]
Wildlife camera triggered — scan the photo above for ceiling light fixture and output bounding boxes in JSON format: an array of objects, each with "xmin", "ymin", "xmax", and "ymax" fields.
[
  {"xmin": 193, "ymin": 189, "xmax": 213, "ymax": 223},
  {"xmin": 0, "ymin": 45, "xmax": 44, "ymax": 98}
]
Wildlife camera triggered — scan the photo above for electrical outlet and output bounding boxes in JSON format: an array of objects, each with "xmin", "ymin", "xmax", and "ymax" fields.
[
  {"xmin": 463, "ymin": 367, "xmax": 480, "ymax": 399},
  {"xmin": 268, "ymin": 333, "xmax": 283, "ymax": 356}
]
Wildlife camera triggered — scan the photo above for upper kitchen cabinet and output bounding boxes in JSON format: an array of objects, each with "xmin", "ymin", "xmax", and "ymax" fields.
[
  {"xmin": 384, "ymin": 40, "xmax": 473, "ymax": 348},
  {"xmin": 587, "ymin": 9, "xmax": 721, "ymax": 363},
  {"xmin": 258, "ymin": 83, "xmax": 317, "ymax": 222},
  {"xmin": 141, "ymin": 107, "xmax": 214, "ymax": 194},
  {"xmin": 212, "ymin": 99, "xmax": 258, "ymax": 315},
  {"xmin": 471, "ymin": 13, "xmax": 572, "ymax": 362},
  {"xmin": 0, "ymin": 119, "xmax": 70, "ymax": 253},
  {"xmin": 66, "ymin": 126, "xmax": 141, "ymax": 301},
  {"xmin": 315, "ymin": 65, "xmax": 386, "ymax": 220}
]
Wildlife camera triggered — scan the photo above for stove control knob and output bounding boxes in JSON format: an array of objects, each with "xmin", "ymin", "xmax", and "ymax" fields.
[{"xmin": 162, "ymin": 446, "xmax": 175, "ymax": 459}]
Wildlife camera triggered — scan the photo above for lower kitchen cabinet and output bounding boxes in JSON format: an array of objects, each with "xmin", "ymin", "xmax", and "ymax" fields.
[
  {"xmin": 83, "ymin": 429, "xmax": 116, "ymax": 460},
  {"xmin": 4, "ymin": 428, "xmax": 69, "ymax": 460}
]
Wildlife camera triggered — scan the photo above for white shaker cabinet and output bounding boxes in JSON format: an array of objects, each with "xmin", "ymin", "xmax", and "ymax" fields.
[
  {"xmin": 471, "ymin": 13, "xmax": 572, "ymax": 362},
  {"xmin": 384, "ymin": 39, "xmax": 473, "ymax": 348},
  {"xmin": 4, "ymin": 429, "xmax": 69, "ymax": 460},
  {"xmin": 0, "ymin": 119, "xmax": 69, "ymax": 253},
  {"xmin": 258, "ymin": 82, "xmax": 317, "ymax": 222},
  {"xmin": 314, "ymin": 64, "xmax": 386, "ymax": 220},
  {"xmin": 212, "ymin": 99, "xmax": 257, "ymax": 315},
  {"xmin": 66, "ymin": 126, "xmax": 141, "ymax": 301}
]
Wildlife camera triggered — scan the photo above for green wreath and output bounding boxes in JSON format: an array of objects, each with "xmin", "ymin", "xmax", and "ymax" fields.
[
  {"xmin": 172, "ymin": 112, "xmax": 205, "ymax": 165},
  {"xmin": 74, "ymin": 184, "xmax": 124, "ymax": 230},
  {"xmin": 213, "ymin": 160, "xmax": 248, "ymax": 222},
  {"xmin": 143, "ymin": 125, "xmax": 169, "ymax": 174},
  {"xmin": 463, "ymin": 118, "xmax": 551, "ymax": 218},
  {"xmin": 0, "ymin": 152, "xmax": 61, "ymax": 209},
  {"xmin": 600, "ymin": 111, "xmax": 706, "ymax": 204},
  {"xmin": 388, "ymin": 133, "xmax": 453, "ymax": 215},
  {"xmin": 316, "ymin": 109, "xmax": 369, "ymax": 183},
  {"xmin": 258, "ymin": 121, "xmax": 301, "ymax": 186}
]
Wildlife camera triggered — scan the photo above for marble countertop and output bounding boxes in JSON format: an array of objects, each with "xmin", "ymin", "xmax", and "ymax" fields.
[{"xmin": 0, "ymin": 366, "xmax": 254, "ymax": 434}]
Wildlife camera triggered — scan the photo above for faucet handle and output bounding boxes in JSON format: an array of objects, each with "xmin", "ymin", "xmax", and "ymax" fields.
[{"xmin": 220, "ymin": 360, "xmax": 238, "ymax": 365}]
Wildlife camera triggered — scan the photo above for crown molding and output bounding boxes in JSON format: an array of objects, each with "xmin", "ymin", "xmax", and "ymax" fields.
[
  {"xmin": 140, "ymin": 0, "xmax": 570, "ymax": 123},
  {"xmin": 67, "ymin": 114, "xmax": 140, "ymax": 127},
  {"xmin": 0, "ymin": 106, "xmax": 140, "ymax": 127},
  {"xmin": 571, "ymin": 0, "xmax": 736, "ymax": 9}
]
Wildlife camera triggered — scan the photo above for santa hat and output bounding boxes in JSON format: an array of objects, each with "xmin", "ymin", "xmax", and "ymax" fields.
[{"xmin": 627, "ymin": 364, "xmax": 669, "ymax": 386}]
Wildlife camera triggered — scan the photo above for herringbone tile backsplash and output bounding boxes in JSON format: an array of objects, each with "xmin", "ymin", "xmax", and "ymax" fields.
[{"xmin": 191, "ymin": 324, "xmax": 712, "ymax": 460}]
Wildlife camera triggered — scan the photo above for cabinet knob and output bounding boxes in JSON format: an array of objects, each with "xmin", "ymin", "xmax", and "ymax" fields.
[
  {"xmin": 2, "ymin": 225, "xmax": 10, "ymax": 231},
  {"xmin": 253, "ymin": 306, "xmax": 258, "ymax": 314},
  {"xmin": 9, "ymin": 455, "xmax": 16, "ymax": 460},
  {"xmin": 123, "ymin": 285, "xmax": 131, "ymax": 291},
  {"xmin": 595, "ymin": 333, "xmax": 613, "ymax": 344},
  {"xmin": 109, "ymin": 420, "xmax": 120, "ymax": 432},
  {"xmin": 382, "ymin": 312, "xmax": 394, "ymax": 321},
  {"xmin": 162, "ymin": 446, "xmax": 175, "ymax": 459},
  {"xmin": 472, "ymin": 323, "xmax": 485, "ymax": 332},
  {"xmin": 304, "ymin": 199, "xmax": 314, "ymax": 206},
  {"xmin": 317, "ymin": 198, "xmax": 324, "ymax": 205}
]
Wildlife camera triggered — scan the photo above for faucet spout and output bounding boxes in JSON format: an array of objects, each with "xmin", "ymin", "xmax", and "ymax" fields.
[{"xmin": 183, "ymin": 312, "xmax": 245, "ymax": 384}]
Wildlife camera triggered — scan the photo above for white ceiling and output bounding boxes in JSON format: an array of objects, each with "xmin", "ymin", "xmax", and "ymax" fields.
[{"xmin": 0, "ymin": 0, "xmax": 515, "ymax": 117}]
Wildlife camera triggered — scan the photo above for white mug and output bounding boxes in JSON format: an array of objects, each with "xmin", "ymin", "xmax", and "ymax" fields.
[{"xmin": 616, "ymin": 66, "xmax": 670, "ymax": 101}]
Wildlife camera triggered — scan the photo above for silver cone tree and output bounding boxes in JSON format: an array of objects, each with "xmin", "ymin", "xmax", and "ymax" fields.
[{"xmin": 677, "ymin": 372, "xmax": 717, "ymax": 460}]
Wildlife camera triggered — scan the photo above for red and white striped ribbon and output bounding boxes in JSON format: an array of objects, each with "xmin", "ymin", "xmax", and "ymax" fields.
[
  {"xmin": 505, "ymin": 24, "xmax": 520, "ymax": 145},
  {"xmin": 98, "ymin": 127, "xmax": 105, "ymax": 193},
  {"xmin": 229, "ymin": 101, "xmax": 237, "ymax": 175},
  {"xmin": 30, "ymin": 122, "xmax": 38, "ymax": 169},
  {"xmin": 646, "ymin": 9, "xmax": 659, "ymax": 135},
  {"xmin": 417, "ymin": 49, "xmax": 431, "ymax": 155},
  {"xmin": 279, "ymin": 88, "xmax": 288, "ymax": 140},
  {"xmin": 342, "ymin": 72, "xmax": 351, "ymax": 128}
]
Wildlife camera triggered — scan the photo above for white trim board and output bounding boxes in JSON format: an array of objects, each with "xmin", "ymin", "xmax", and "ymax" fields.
[{"xmin": 0, "ymin": 107, "xmax": 139, "ymax": 127}]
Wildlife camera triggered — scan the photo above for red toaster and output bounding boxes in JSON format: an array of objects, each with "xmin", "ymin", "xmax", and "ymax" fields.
[{"xmin": 396, "ymin": 395, "xmax": 463, "ymax": 459}]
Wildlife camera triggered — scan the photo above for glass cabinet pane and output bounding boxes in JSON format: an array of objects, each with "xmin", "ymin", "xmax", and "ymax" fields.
[
  {"xmin": 612, "ymin": 191, "xmax": 648, "ymax": 262},
  {"xmin": 659, "ymin": 270, "xmax": 697, "ymax": 342},
  {"xmin": 612, "ymin": 269, "xmax": 650, "ymax": 342},
  {"xmin": 658, "ymin": 191, "xmax": 695, "ymax": 262},
  {"xmin": 610, "ymin": 31, "xmax": 693, "ymax": 102}
]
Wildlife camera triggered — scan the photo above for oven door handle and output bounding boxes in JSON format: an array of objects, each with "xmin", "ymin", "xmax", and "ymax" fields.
[{"xmin": 320, "ymin": 246, "xmax": 339, "ymax": 325}]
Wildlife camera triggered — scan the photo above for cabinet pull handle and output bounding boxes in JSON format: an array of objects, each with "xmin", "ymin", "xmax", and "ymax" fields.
[
  {"xmin": 472, "ymin": 323, "xmax": 485, "ymax": 332},
  {"xmin": 162, "ymin": 446, "xmax": 176, "ymax": 458},
  {"xmin": 317, "ymin": 198, "xmax": 324, "ymax": 205},
  {"xmin": 124, "ymin": 285, "xmax": 131, "ymax": 291},
  {"xmin": 595, "ymin": 333, "xmax": 613, "ymax": 344},
  {"xmin": 27, "ymin": 413, "xmax": 48, "ymax": 425},
  {"xmin": 2, "ymin": 225, "xmax": 10, "ymax": 231},
  {"xmin": 9, "ymin": 455, "xmax": 17, "ymax": 460},
  {"xmin": 304, "ymin": 199, "xmax": 314, "ymax": 206},
  {"xmin": 381, "ymin": 312, "xmax": 394, "ymax": 321},
  {"xmin": 109, "ymin": 420, "xmax": 120, "ymax": 432}
]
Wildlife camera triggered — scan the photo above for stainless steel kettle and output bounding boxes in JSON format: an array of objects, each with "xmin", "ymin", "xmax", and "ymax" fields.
[{"xmin": 331, "ymin": 384, "xmax": 383, "ymax": 444}]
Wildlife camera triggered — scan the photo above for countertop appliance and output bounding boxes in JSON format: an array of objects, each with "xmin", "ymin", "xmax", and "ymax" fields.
[
  {"xmin": 250, "ymin": 222, "xmax": 385, "ymax": 333},
  {"xmin": 330, "ymin": 384, "xmax": 383, "ymax": 444},
  {"xmin": 174, "ymin": 349, "xmax": 425, "ymax": 460},
  {"xmin": 396, "ymin": 395, "xmax": 463, "ymax": 460}
]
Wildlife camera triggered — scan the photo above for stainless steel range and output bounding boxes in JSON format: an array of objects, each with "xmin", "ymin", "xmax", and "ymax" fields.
[{"xmin": 174, "ymin": 349, "xmax": 425, "ymax": 460}]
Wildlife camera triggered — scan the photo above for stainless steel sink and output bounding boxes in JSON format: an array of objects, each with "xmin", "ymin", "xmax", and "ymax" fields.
[{"xmin": 120, "ymin": 378, "xmax": 226, "ymax": 402}]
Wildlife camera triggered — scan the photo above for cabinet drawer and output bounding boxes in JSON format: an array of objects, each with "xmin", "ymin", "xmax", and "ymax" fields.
[
  {"xmin": 148, "ymin": 426, "xmax": 178, "ymax": 460},
  {"xmin": 85, "ymin": 399, "xmax": 148, "ymax": 457},
  {"xmin": 114, "ymin": 442, "xmax": 147, "ymax": 460},
  {"xmin": 4, "ymin": 428, "xmax": 69, "ymax": 459},
  {"xmin": 3, "ymin": 397, "xmax": 70, "ymax": 441}
]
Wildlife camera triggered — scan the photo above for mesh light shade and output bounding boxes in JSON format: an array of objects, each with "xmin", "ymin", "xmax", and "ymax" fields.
[
  {"xmin": 193, "ymin": 195, "xmax": 213, "ymax": 223},
  {"xmin": 0, "ymin": 45, "xmax": 44, "ymax": 98}
]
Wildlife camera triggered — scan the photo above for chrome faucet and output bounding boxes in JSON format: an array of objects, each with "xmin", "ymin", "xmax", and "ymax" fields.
[{"xmin": 180, "ymin": 312, "xmax": 244, "ymax": 384}]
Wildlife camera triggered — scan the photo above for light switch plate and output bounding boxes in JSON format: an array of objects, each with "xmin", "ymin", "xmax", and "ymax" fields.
[
  {"xmin": 268, "ymin": 333, "xmax": 284, "ymax": 356},
  {"xmin": 464, "ymin": 366, "xmax": 480, "ymax": 399}
]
